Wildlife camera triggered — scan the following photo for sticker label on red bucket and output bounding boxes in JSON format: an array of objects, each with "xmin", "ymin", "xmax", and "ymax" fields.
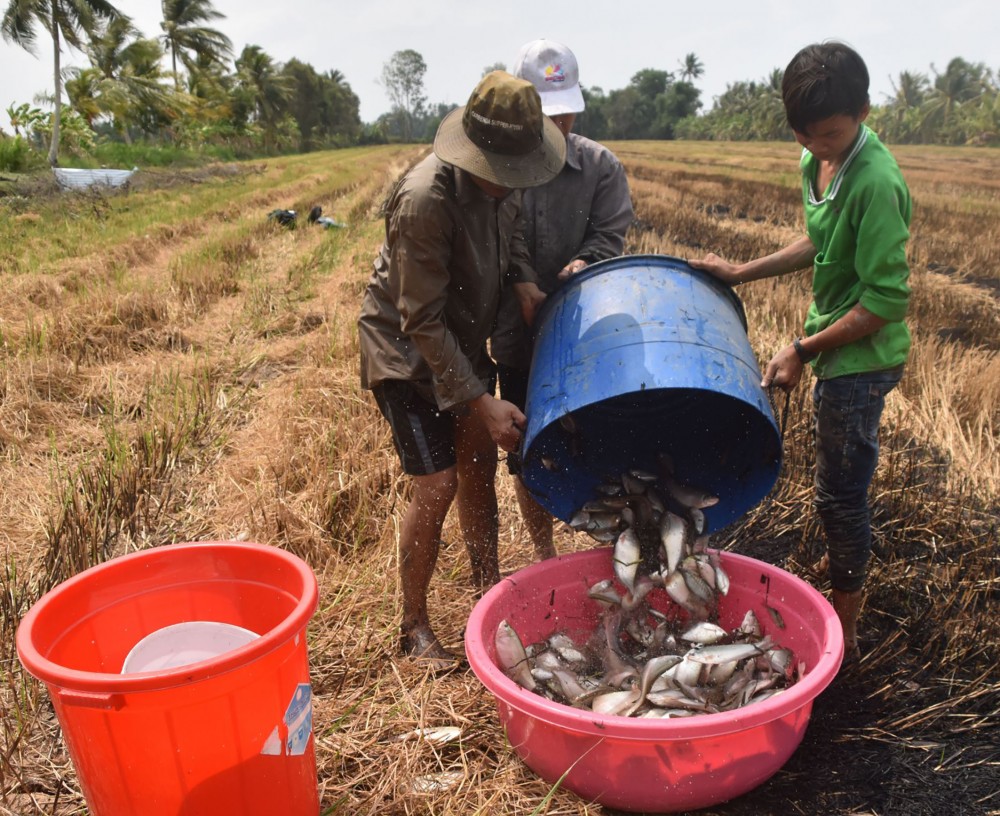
[{"xmin": 284, "ymin": 683, "xmax": 313, "ymax": 756}]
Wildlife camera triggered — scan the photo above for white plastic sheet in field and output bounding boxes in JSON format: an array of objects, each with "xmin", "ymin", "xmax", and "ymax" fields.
[{"xmin": 53, "ymin": 167, "xmax": 137, "ymax": 190}]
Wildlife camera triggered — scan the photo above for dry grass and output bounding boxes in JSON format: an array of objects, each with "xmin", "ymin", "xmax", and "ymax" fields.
[{"xmin": 1, "ymin": 141, "xmax": 999, "ymax": 816}]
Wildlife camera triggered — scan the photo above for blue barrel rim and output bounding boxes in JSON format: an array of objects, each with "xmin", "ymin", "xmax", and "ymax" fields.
[{"xmin": 532, "ymin": 254, "xmax": 748, "ymax": 337}]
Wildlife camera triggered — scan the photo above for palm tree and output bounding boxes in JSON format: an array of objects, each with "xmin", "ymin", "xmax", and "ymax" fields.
[
  {"xmin": 235, "ymin": 44, "xmax": 292, "ymax": 152},
  {"xmin": 160, "ymin": 0, "xmax": 232, "ymax": 90},
  {"xmin": 70, "ymin": 15, "xmax": 175, "ymax": 143},
  {"xmin": 2, "ymin": 0, "xmax": 120, "ymax": 165},
  {"xmin": 753, "ymin": 68, "xmax": 787, "ymax": 140},
  {"xmin": 678, "ymin": 53, "xmax": 704, "ymax": 83},
  {"xmin": 919, "ymin": 58, "xmax": 987, "ymax": 142},
  {"xmin": 879, "ymin": 71, "xmax": 928, "ymax": 143}
]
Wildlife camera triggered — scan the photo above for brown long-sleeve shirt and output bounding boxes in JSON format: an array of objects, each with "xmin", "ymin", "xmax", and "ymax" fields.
[{"xmin": 358, "ymin": 154, "xmax": 537, "ymax": 411}]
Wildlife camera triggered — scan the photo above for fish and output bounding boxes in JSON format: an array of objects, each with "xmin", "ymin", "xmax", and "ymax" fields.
[
  {"xmin": 680, "ymin": 558, "xmax": 716, "ymax": 606},
  {"xmin": 588, "ymin": 578, "xmax": 623, "ymax": 607},
  {"xmin": 613, "ymin": 528, "xmax": 642, "ymax": 593},
  {"xmin": 659, "ymin": 511, "xmax": 690, "ymax": 575},
  {"xmin": 622, "ymin": 471, "xmax": 648, "ymax": 495},
  {"xmin": 592, "ymin": 689, "xmax": 642, "ymax": 717},
  {"xmin": 739, "ymin": 609, "xmax": 762, "ymax": 638},
  {"xmin": 587, "ymin": 512, "xmax": 624, "ymax": 533},
  {"xmin": 687, "ymin": 637, "xmax": 772, "ymax": 666},
  {"xmin": 628, "ymin": 469, "xmax": 658, "ymax": 483},
  {"xmin": 689, "ymin": 507, "xmax": 706, "ymax": 535},
  {"xmin": 711, "ymin": 554, "xmax": 730, "ymax": 595},
  {"xmin": 495, "ymin": 620, "xmax": 536, "ymax": 690},
  {"xmin": 595, "ymin": 482, "xmax": 624, "ymax": 497},
  {"xmin": 663, "ymin": 474, "xmax": 720, "ymax": 510},
  {"xmin": 681, "ymin": 622, "xmax": 728, "ymax": 645},
  {"xmin": 514, "ymin": 451, "xmax": 800, "ymax": 718}
]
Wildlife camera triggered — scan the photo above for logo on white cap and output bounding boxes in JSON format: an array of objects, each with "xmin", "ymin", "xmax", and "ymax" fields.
[{"xmin": 544, "ymin": 64, "xmax": 566, "ymax": 84}]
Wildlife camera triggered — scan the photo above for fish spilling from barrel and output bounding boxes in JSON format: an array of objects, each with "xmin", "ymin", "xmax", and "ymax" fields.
[{"xmin": 496, "ymin": 452, "xmax": 804, "ymax": 718}]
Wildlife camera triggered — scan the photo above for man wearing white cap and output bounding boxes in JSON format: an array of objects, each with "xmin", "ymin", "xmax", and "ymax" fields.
[
  {"xmin": 359, "ymin": 71, "xmax": 565, "ymax": 668},
  {"xmin": 491, "ymin": 39, "xmax": 634, "ymax": 560}
]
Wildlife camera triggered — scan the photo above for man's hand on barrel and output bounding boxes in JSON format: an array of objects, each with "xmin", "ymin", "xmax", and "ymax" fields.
[
  {"xmin": 469, "ymin": 394, "xmax": 526, "ymax": 452},
  {"xmin": 761, "ymin": 344, "xmax": 806, "ymax": 393},
  {"xmin": 557, "ymin": 258, "xmax": 588, "ymax": 282},
  {"xmin": 513, "ymin": 281, "xmax": 547, "ymax": 327}
]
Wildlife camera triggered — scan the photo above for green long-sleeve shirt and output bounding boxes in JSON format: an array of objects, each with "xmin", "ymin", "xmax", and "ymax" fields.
[{"xmin": 801, "ymin": 125, "xmax": 912, "ymax": 380}]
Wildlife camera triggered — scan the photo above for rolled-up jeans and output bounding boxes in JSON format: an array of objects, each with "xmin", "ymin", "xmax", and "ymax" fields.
[{"xmin": 813, "ymin": 367, "xmax": 903, "ymax": 592}]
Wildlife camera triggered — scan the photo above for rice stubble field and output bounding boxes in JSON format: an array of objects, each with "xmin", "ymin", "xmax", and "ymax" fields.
[{"xmin": 0, "ymin": 140, "xmax": 998, "ymax": 815}]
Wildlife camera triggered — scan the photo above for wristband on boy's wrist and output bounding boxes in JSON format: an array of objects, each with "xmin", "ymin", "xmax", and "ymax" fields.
[{"xmin": 792, "ymin": 336, "xmax": 817, "ymax": 364}]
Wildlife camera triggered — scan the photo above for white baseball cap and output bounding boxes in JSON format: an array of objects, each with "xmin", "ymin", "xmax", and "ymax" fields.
[{"xmin": 512, "ymin": 39, "xmax": 585, "ymax": 116}]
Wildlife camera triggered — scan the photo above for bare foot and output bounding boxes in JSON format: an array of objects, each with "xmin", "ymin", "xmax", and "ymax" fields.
[
  {"xmin": 401, "ymin": 625, "xmax": 460, "ymax": 672},
  {"xmin": 836, "ymin": 641, "xmax": 862, "ymax": 679},
  {"xmin": 805, "ymin": 552, "xmax": 829, "ymax": 581}
]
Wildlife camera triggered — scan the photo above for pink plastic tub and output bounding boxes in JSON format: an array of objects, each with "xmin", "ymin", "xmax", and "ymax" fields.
[{"xmin": 466, "ymin": 547, "xmax": 843, "ymax": 813}]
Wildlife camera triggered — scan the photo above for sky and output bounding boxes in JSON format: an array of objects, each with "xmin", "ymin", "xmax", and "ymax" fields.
[{"xmin": 1, "ymin": 0, "xmax": 997, "ymax": 133}]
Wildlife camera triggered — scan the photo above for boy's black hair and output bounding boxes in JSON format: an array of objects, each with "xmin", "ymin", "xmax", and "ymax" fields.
[{"xmin": 781, "ymin": 42, "xmax": 870, "ymax": 134}]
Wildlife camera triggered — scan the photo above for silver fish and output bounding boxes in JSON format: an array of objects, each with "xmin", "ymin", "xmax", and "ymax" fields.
[
  {"xmin": 660, "ymin": 511, "xmax": 689, "ymax": 575},
  {"xmin": 637, "ymin": 654, "xmax": 683, "ymax": 701},
  {"xmin": 645, "ymin": 688, "xmax": 711, "ymax": 711},
  {"xmin": 587, "ymin": 578, "xmax": 623, "ymax": 607},
  {"xmin": 591, "ymin": 689, "xmax": 641, "ymax": 716},
  {"xmin": 628, "ymin": 469, "xmax": 658, "ymax": 483},
  {"xmin": 663, "ymin": 474, "xmax": 720, "ymax": 510},
  {"xmin": 681, "ymin": 622, "xmax": 728, "ymax": 645},
  {"xmin": 621, "ymin": 472, "xmax": 648, "ymax": 496},
  {"xmin": 707, "ymin": 658, "xmax": 740, "ymax": 686},
  {"xmin": 495, "ymin": 620, "xmax": 536, "ymax": 690},
  {"xmin": 689, "ymin": 507, "xmax": 706, "ymax": 535},
  {"xmin": 613, "ymin": 528, "xmax": 642, "ymax": 593},
  {"xmin": 587, "ymin": 512, "xmax": 624, "ymax": 532},
  {"xmin": 680, "ymin": 558, "xmax": 716, "ymax": 605},
  {"xmin": 739, "ymin": 609, "xmax": 762, "ymax": 638},
  {"xmin": 687, "ymin": 637, "xmax": 773, "ymax": 666},
  {"xmin": 711, "ymin": 554, "xmax": 730, "ymax": 595}
]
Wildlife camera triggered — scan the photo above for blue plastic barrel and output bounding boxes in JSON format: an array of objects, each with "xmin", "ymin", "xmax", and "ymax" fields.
[{"xmin": 521, "ymin": 254, "xmax": 781, "ymax": 534}]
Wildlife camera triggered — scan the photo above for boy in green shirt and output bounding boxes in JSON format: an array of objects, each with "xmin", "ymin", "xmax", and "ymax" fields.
[{"xmin": 690, "ymin": 42, "xmax": 911, "ymax": 667}]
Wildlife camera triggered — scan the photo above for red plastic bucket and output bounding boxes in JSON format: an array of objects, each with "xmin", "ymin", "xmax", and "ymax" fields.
[
  {"xmin": 16, "ymin": 541, "xmax": 319, "ymax": 816},
  {"xmin": 466, "ymin": 547, "xmax": 843, "ymax": 813}
]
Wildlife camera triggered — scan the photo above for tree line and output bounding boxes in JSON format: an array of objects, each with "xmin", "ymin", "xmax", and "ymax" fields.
[
  {"xmin": 676, "ymin": 58, "xmax": 1000, "ymax": 146},
  {"xmin": 2, "ymin": 0, "xmax": 364, "ymax": 167},
  {"xmin": 1, "ymin": 0, "xmax": 997, "ymax": 172}
]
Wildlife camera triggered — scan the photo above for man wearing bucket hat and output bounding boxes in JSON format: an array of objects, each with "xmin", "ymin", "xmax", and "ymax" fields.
[
  {"xmin": 491, "ymin": 39, "xmax": 634, "ymax": 561},
  {"xmin": 359, "ymin": 71, "xmax": 565, "ymax": 667}
]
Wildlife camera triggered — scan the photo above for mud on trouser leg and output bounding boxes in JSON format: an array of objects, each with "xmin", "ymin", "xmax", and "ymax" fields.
[{"xmin": 812, "ymin": 369, "xmax": 902, "ymax": 593}]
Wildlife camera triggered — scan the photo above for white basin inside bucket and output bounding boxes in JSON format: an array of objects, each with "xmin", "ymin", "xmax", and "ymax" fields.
[{"xmin": 121, "ymin": 621, "xmax": 260, "ymax": 674}]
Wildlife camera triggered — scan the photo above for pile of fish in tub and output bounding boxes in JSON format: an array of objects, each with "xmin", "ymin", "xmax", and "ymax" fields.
[{"xmin": 497, "ymin": 455, "xmax": 803, "ymax": 718}]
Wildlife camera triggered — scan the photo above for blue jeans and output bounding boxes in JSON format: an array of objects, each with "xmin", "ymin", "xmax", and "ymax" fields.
[{"xmin": 813, "ymin": 367, "xmax": 903, "ymax": 592}]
